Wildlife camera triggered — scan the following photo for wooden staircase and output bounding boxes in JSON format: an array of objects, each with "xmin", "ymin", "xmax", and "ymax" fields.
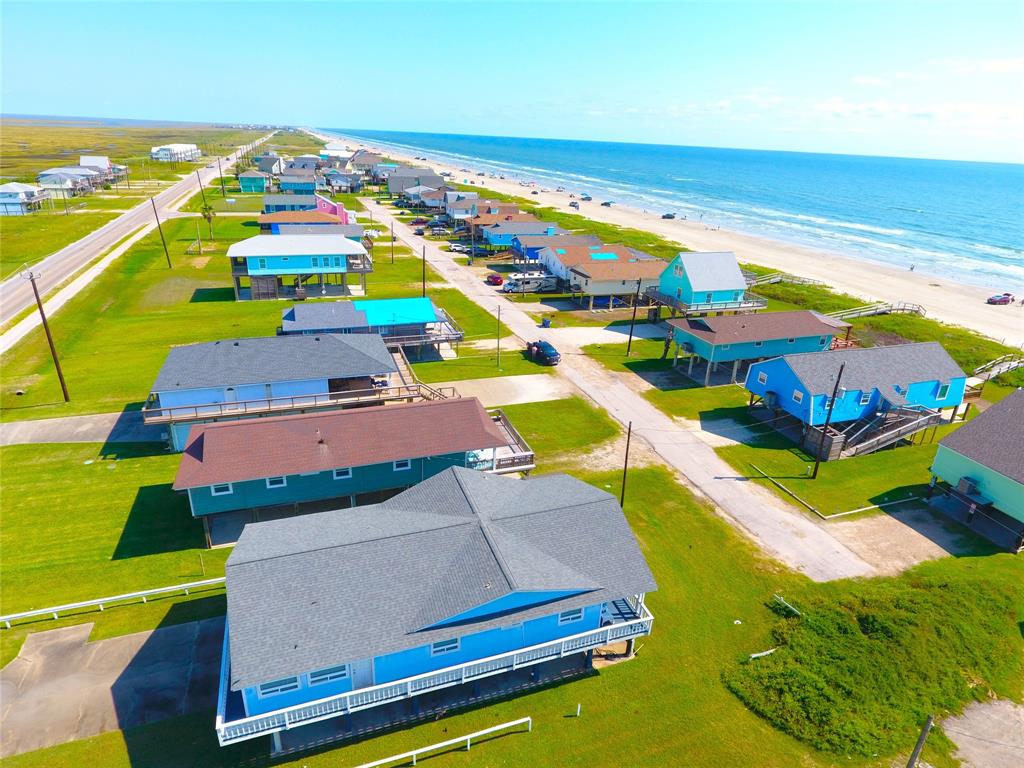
[{"xmin": 826, "ymin": 302, "xmax": 925, "ymax": 320}]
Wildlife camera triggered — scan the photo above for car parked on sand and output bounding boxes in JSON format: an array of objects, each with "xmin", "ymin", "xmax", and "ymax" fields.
[
  {"xmin": 580, "ymin": 194, "xmax": 593, "ymax": 201},
  {"xmin": 987, "ymin": 293, "xmax": 1015, "ymax": 305},
  {"xmin": 569, "ymin": 201, "xmax": 580, "ymax": 210},
  {"xmin": 527, "ymin": 340, "xmax": 561, "ymax": 366},
  {"xmin": 486, "ymin": 273, "xmax": 504, "ymax": 286},
  {"xmin": 601, "ymin": 201, "xmax": 614, "ymax": 207},
  {"xmin": 531, "ymin": 190, "xmax": 539, "ymax": 195},
  {"xmin": 662, "ymin": 212, "xmax": 676, "ymax": 219}
]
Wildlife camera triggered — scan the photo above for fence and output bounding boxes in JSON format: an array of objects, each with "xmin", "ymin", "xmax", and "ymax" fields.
[
  {"xmin": 352, "ymin": 717, "xmax": 532, "ymax": 768},
  {"xmin": 826, "ymin": 302, "xmax": 925, "ymax": 320},
  {"xmin": 0, "ymin": 577, "xmax": 226, "ymax": 629}
]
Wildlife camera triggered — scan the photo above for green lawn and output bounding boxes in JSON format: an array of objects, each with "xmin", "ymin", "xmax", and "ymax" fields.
[
  {"xmin": 0, "ymin": 211, "xmax": 118, "ymax": 278},
  {"xmin": 500, "ymin": 395, "xmax": 620, "ymax": 464},
  {"xmin": 180, "ymin": 184, "xmax": 266, "ymax": 213}
]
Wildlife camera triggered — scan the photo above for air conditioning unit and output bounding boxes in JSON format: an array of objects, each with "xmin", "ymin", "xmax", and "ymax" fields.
[{"xmin": 956, "ymin": 476, "xmax": 979, "ymax": 496}]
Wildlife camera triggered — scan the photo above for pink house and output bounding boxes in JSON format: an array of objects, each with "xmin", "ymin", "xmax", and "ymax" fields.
[{"xmin": 314, "ymin": 194, "xmax": 352, "ymax": 224}]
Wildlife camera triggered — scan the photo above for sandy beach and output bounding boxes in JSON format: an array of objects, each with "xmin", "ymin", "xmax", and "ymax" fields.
[{"xmin": 317, "ymin": 131, "xmax": 1024, "ymax": 348}]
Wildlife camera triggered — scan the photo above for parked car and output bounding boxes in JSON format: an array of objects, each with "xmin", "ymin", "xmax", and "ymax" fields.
[
  {"xmin": 987, "ymin": 293, "xmax": 1015, "ymax": 305},
  {"xmin": 580, "ymin": 194, "xmax": 593, "ymax": 201},
  {"xmin": 477, "ymin": 172, "xmax": 486, "ymax": 176},
  {"xmin": 431, "ymin": 227, "xmax": 450, "ymax": 235},
  {"xmin": 411, "ymin": 217, "xmax": 429, "ymax": 225},
  {"xmin": 662, "ymin": 212, "xmax": 676, "ymax": 219},
  {"xmin": 527, "ymin": 340, "xmax": 561, "ymax": 366},
  {"xmin": 449, "ymin": 243, "xmax": 470, "ymax": 253},
  {"xmin": 531, "ymin": 190, "xmax": 539, "ymax": 195},
  {"xmin": 601, "ymin": 201, "xmax": 614, "ymax": 207},
  {"xmin": 569, "ymin": 201, "xmax": 580, "ymax": 210},
  {"xmin": 414, "ymin": 227, "xmax": 425, "ymax": 235},
  {"xmin": 556, "ymin": 186, "xmax": 565, "ymax": 192},
  {"xmin": 486, "ymin": 273, "xmax": 504, "ymax": 286}
]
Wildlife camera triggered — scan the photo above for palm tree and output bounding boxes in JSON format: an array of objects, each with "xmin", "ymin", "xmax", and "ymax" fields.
[{"xmin": 200, "ymin": 203, "xmax": 216, "ymax": 240}]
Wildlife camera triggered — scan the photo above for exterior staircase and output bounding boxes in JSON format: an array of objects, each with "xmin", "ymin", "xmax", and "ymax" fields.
[
  {"xmin": 973, "ymin": 353, "xmax": 1024, "ymax": 381},
  {"xmin": 826, "ymin": 302, "xmax": 925, "ymax": 320},
  {"xmin": 838, "ymin": 407, "xmax": 942, "ymax": 458}
]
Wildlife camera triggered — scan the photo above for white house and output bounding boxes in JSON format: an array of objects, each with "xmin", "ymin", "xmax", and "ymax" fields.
[
  {"xmin": 151, "ymin": 143, "xmax": 201, "ymax": 162},
  {"xmin": 0, "ymin": 182, "xmax": 51, "ymax": 216}
]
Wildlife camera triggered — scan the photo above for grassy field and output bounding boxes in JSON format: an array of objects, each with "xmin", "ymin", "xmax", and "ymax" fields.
[
  {"xmin": 500, "ymin": 395, "xmax": 620, "ymax": 465},
  {"xmin": 0, "ymin": 211, "xmax": 118, "ymax": 277}
]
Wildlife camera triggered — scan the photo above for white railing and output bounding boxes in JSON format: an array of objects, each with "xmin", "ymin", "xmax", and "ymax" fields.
[
  {"xmin": 644, "ymin": 287, "xmax": 767, "ymax": 313},
  {"xmin": 216, "ymin": 602, "xmax": 653, "ymax": 745},
  {"xmin": 0, "ymin": 577, "xmax": 226, "ymax": 629},
  {"xmin": 352, "ymin": 717, "xmax": 532, "ymax": 767},
  {"xmin": 973, "ymin": 353, "xmax": 1024, "ymax": 380},
  {"xmin": 827, "ymin": 302, "xmax": 925, "ymax": 320}
]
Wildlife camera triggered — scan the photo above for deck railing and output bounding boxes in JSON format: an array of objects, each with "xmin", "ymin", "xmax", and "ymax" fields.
[
  {"xmin": 644, "ymin": 287, "xmax": 767, "ymax": 314},
  {"xmin": 826, "ymin": 302, "xmax": 925, "ymax": 320},
  {"xmin": 216, "ymin": 602, "xmax": 653, "ymax": 746},
  {"xmin": 352, "ymin": 717, "xmax": 532, "ymax": 767},
  {"xmin": 142, "ymin": 383, "xmax": 451, "ymax": 424},
  {"xmin": 489, "ymin": 409, "xmax": 536, "ymax": 471}
]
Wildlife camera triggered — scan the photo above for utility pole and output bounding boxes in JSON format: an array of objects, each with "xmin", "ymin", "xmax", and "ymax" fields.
[
  {"xmin": 812, "ymin": 362, "xmax": 845, "ymax": 479},
  {"xmin": 421, "ymin": 244, "xmax": 426, "ymax": 297},
  {"xmin": 195, "ymin": 171, "xmax": 207, "ymax": 206},
  {"xmin": 390, "ymin": 221, "xmax": 395, "ymax": 264},
  {"xmin": 125, "ymin": 167, "xmax": 131, "ymax": 190},
  {"xmin": 625, "ymin": 278, "xmax": 642, "ymax": 357},
  {"xmin": 150, "ymin": 197, "xmax": 172, "ymax": 268},
  {"xmin": 620, "ymin": 421, "xmax": 633, "ymax": 507},
  {"xmin": 216, "ymin": 158, "xmax": 226, "ymax": 198},
  {"xmin": 195, "ymin": 219, "xmax": 203, "ymax": 254},
  {"xmin": 22, "ymin": 269, "xmax": 70, "ymax": 403},
  {"xmin": 496, "ymin": 305, "xmax": 501, "ymax": 369},
  {"xmin": 905, "ymin": 716, "xmax": 933, "ymax": 768}
]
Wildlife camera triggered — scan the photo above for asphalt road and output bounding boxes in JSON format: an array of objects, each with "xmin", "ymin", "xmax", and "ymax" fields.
[{"xmin": 0, "ymin": 134, "xmax": 273, "ymax": 325}]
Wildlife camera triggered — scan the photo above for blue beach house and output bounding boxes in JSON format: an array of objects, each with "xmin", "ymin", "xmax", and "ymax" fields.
[
  {"xmin": 648, "ymin": 252, "xmax": 766, "ymax": 315},
  {"xmin": 512, "ymin": 234, "xmax": 602, "ymax": 261},
  {"xmin": 929, "ymin": 389, "xmax": 1024, "ymax": 551},
  {"xmin": 667, "ymin": 310, "xmax": 849, "ymax": 385},
  {"xmin": 142, "ymin": 333, "xmax": 399, "ymax": 452},
  {"xmin": 174, "ymin": 398, "xmax": 534, "ymax": 546},
  {"xmin": 215, "ymin": 467, "xmax": 657, "ymax": 753},
  {"xmin": 238, "ymin": 171, "xmax": 269, "ymax": 193},
  {"xmin": 262, "ymin": 194, "xmax": 317, "ymax": 213},
  {"xmin": 744, "ymin": 342, "xmax": 969, "ymax": 459},
  {"xmin": 481, "ymin": 221, "xmax": 566, "ymax": 249},
  {"xmin": 278, "ymin": 174, "xmax": 318, "ymax": 195},
  {"xmin": 226, "ymin": 234, "xmax": 373, "ymax": 300},
  {"xmin": 278, "ymin": 297, "xmax": 464, "ymax": 349}
]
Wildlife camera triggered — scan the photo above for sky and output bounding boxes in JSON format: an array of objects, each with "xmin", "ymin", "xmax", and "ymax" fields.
[{"xmin": 3, "ymin": 1, "xmax": 1023, "ymax": 163}]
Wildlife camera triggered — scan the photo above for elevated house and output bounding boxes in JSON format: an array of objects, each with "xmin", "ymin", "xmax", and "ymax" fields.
[
  {"xmin": 278, "ymin": 173, "xmax": 319, "ymax": 195},
  {"xmin": 481, "ymin": 221, "xmax": 566, "ymax": 249},
  {"xmin": 668, "ymin": 310, "xmax": 850, "ymax": 386},
  {"xmin": 568, "ymin": 258, "xmax": 666, "ymax": 310},
  {"xmin": 275, "ymin": 223, "xmax": 365, "ymax": 240},
  {"xmin": 0, "ymin": 182, "xmax": 51, "ymax": 216},
  {"xmin": 258, "ymin": 209, "xmax": 347, "ymax": 233},
  {"xmin": 215, "ymin": 467, "xmax": 656, "ymax": 752},
  {"xmin": 238, "ymin": 170, "xmax": 270, "ymax": 193},
  {"xmin": 647, "ymin": 252, "xmax": 767, "ymax": 315},
  {"xmin": 174, "ymin": 398, "xmax": 533, "ymax": 546},
  {"xmin": 468, "ymin": 212, "xmax": 536, "ymax": 240},
  {"xmin": 400, "ymin": 184, "xmax": 437, "ymax": 205},
  {"xmin": 37, "ymin": 167, "xmax": 99, "ymax": 198},
  {"xmin": 226, "ymin": 234, "xmax": 373, "ymax": 300},
  {"xmin": 929, "ymin": 389, "xmax": 1024, "ymax": 552},
  {"xmin": 142, "ymin": 333, "xmax": 400, "ymax": 451},
  {"xmin": 278, "ymin": 297, "xmax": 464, "ymax": 350},
  {"xmin": 262, "ymin": 193, "xmax": 317, "ymax": 213},
  {"xmin": 350, "ymin": 151, "xmax": 383, "ymax": 174},
  {"xmin": 312, "ymin": 194, "xmax": 352, "ymax": 222},
  {"xmin": 419, "ymin": 189, "xmax": 445, "ymax": 209},
  {"xmin": 79, "ymin": 155, "xmax": 128, "ymax": 183},
  {"xmin": 257, "ymin": 155, "xmax": 286, "ymax": 175},
  {"xmin": 324, "ymin": 169, "xmax": 362, "ymax": 193},
  {"xmin": 151, "ymin": 143, "xmax": 201, "ymax": 162},
  {"xmin": 744, "ymin": 342, "xmax": 970, "ymax": 460},
  {"xmin": 512, "ymin": 234, "xmax": 603, "ymax": 261},
  {"xmin": 387, "ymin": 168, "xmax": 445, "ymax": 195}
]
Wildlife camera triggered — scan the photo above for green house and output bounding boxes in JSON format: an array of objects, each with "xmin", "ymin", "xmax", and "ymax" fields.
[
  {"xmin": 238, "ymin": 170, "xmax": 269, "ymax": 193},
  {"xmin": 929, "ymin": 388, "xmax": 1024, "ymax": 552}
]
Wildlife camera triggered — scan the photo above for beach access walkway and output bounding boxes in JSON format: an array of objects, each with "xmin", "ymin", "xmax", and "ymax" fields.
[{"xmin": 361, "ymin": 199, "xmax": 874, "ymax": 582}]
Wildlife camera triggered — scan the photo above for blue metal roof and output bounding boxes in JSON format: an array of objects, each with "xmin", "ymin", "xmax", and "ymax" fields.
[{"xmin": 354, "ymin": 297, "xmax": 439, "ymax": 326}]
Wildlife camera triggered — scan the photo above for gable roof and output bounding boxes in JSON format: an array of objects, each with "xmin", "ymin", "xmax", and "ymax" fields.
[
  {"xmin": 262, "ymin": 194, "xmax": 317, "ymax": 206},
  {"xmin": 515, "ymin": 234, "xmax": 603, "ymax": 250},
  {"xmin": 174, "ymin": 398, "xmax": 508, "ymax": 489},
  {"xmin": 225, "ymin": 467, "xmax": 657, "ymax": 689},
  {"xmin": 0, "ymin": 182, "xmax": 43, "ymax": 194},
  {"xmin": 544, "ymin": 244, "xmax": 649, "ymax": 266},
  {"xmin": 571, "ymin": 259, "xmax": 666, "ymax": 282},
  {"xmin": 938, "ymin": 389, "xmax": 1024, "ymax": 484},
  {"xmin": 779, "ymin": 342, "xmax": 966, "ymax": 403},
  {"xmin": 151, "ymin": 334, "xmax": 396, "ymax": 393},
  {"xmin": 674, "ymin": 251, "xmax": 746, "ymax": 292},
  {"xmin": 485, "ymin": 221, "xmax": 566, "ymax": 235},
  {"xmin": 238, "ymin": 170, "xmax": 269, "ymax": 178},
  {"xmin": 471, "ymin": 212, "xmax": 537, "ymax": 227},
  {"xmin": 226, "ymin": 234, "xmax": 366, "ymax": 258},
  {"xmin": 668, "ymin": 310, "xmax": 847, "ymax": 345},
  {"xmin": 280, "ymin": 296, "xmax": 439, "ymax": 334},
  {"xmin": 257, "ymin": 209, "xmax": 343, "ymax": 224}
]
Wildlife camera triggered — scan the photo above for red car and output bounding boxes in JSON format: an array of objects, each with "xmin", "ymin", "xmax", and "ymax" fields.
[
  {"xmin": 987, "ymin": 293, "xmax": 1015, "ymax": 305},
  {"xmin": 486, "ymin": 273, "xmax": 504, "ymax": 286},
  {"xmin": 410, "ymin": 217, "xmax": 429, "ymax": 225}
]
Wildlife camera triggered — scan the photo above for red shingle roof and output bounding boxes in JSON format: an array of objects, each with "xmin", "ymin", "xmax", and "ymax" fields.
[
  {"xmin": 257, "ymin": 210, "xmax": 344, "ymax": 224},
  {"xmin": 666, "ymin": 310, "xmax": 847, "ymax": 344}
]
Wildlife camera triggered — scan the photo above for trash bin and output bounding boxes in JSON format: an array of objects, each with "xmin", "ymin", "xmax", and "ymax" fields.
[{"xmin": 541, "ymin": 317, "xmax": 551, "ymax": 328}]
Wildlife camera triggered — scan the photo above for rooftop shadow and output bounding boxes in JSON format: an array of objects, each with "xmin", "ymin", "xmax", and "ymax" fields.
[
  {"xmin": 190, "ymin": 287, "xmax": 236, "ymax": 303},
  {"xmin": 112, "ymin": 483, "xmax": 205, "ymax": 560}
]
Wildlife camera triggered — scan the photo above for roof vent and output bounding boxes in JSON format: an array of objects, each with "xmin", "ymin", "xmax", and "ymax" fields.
[{"xmin": 316, "ymin": 428, "xmax": 325, "ymax": 445}]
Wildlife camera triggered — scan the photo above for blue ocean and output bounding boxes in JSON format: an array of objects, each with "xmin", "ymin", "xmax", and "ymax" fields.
[{"xmin": 326, "ymin": 129, "xmax": 1024, "ymax": 291}]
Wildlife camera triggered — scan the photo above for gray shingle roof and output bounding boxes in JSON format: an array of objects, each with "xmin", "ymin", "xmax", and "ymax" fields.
[
  {"xmin": 939, "ymin": 389, "xmax": 1024, "ymax": 484},
  {"xmin": 782, "ymin": 342, "xmax": 966, "ymax": 404},
  {"xmin": 675, "ymin": 251, "xmax": 746, "ymax": 292},
  {"xmin": 225, "ymin": 467, "xmax": 657, "ymax": 690},
  {"xmin": 486, "ymin": 222, "xmax": 567, "ymax": 235},
  {"xmin": 262, "ymin": 194, "xmax": 316, "ymax": 206},
  {"xmin": 151, "ymin": 334, "xmax": 396, "ymax": 393}
]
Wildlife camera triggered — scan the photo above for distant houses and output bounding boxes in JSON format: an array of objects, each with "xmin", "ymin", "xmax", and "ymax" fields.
[
  {"xmin": 387, "ymin": 168, "xmax": 445, "ymax": 195},
  {"xmin": 929, "ymin": 389, "xmax": 1024, "ymax": 552},
  {"xmin": 480, "ymin": 220, "xmax": 566, "ymax": 249},
  {"xmin": 214, "ymin": 467, "xmax": 656, "ymax": 751},
  {"xmin": 151, "ymin": 143, "xmax": 201, "ymax": 162},
  {"xmin": 647, "ymin": 252, "xmax": 766, "ymax": 315},
  {"xmin": 744, "ymin": 342, "xmax": 971, "ymax": 460},
  {"xmin": 173, "ymin": 398, "xmax": 533, "ymax": 546},
  {"xmin": 142, "ymin": 333, "xmax": 399, "ymax": 451},
  {"xmin": 0, "ymin": 182, "xmax": 51, "ymax": 216},
  {"xmin": 256, "ymin": 155, "xmax": 286, "ymax": 175},
  {"xmin": 37, "ymin": 166, "xmax": 102, "ymax": 198},
  {"xmin": 226, "ymin": 234, "xmax": 372, "ymax": 300}
]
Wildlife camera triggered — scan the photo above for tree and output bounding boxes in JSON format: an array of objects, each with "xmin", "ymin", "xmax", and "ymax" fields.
[{"xmin": 200, "ymin": 203, "xmax": 216, "ymax": 240}]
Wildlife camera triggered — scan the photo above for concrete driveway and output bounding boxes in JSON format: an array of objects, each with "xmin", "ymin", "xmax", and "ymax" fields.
[
  {"xmin": 0, "ymin": 410, "xmax": 164, "ymax": 446},
  {"xmin": 0, "ymin": 618, "xmax": 223, "ymax": 757},
  {"xmin": 943, "ymin": 700, "xmax": 1024, "ymax": 768}
]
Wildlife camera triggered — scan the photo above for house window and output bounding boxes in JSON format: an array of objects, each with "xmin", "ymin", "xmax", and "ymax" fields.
[
  {"xmin": 558, "ymin": 608, "xmax": 584, "ymax": 625},
  {"xmin": 266, "ymin": 476, "xmax": 287, "ymax": 489},
  {"xmin": 333, "ymin": 467, "xmax": 352, "ymax": 480},
  {"xmin": 859, "ymin": 392, "xmax": 872, "ymax": 406},
  {"xmin": 792, "ymin": 390, "xmax": 804, "ymax": 404},
  {"xmin": 334, "ymin": 256, "xmax": 342, "ymax": 267},
  {"xmin": 787, "ymin": 338, "xmax": 796, "ymax": 344},
  {"xmin": 937, "ymin": 383, "xmax": 950, "ymax": 399},
  {"xmin": 705, "ymin": 293, "xmax": 713, "ymax": 303},
  {"xmin": 819, "ymin": 336, "xmax": 828, "ymax": 345},
  {"xmin": 258, "ymin": 677, "xmax": 300, "ymax": 697},
  {"xmin": 757, "ymin": 372, "xmax": 768, "ymax": 385},
  {"xmin": 211, "ymin": 483, "xmax": 233, "ymax": 496},
  {"xmin": 753, "ymin": 340, "xmax": 764, "ymax": 348},
  {"xmin": 431, "ymin": 638, "xmax": 460, "ymax": 656},
  {"xmin": 311, "ymin": 256, "xmax": 319, "ymax": 268},
  {"xmin": 258, "ymin": 258, "xmax": 267, "ymax": 270},
  {"xmin": 393, "ymin": 459, "xmax": 411, "ymax": 472},
  {"xmin": 720, "ymin": 344, "xmax": 730, "ymax": 350},
  {"xmin": 308, "ymin": 664, "xmax": 349, "ymax": 685}
]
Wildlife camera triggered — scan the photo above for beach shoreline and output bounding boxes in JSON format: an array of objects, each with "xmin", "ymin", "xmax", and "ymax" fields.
[{"xmin": 315, "ymin": 130, "xmax": 1024, "ymax": 347}]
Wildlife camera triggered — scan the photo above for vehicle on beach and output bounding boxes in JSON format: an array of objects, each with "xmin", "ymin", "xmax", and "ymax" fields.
[
  {"xmin": 580, "ymin": 194, "xmax": 593, "ymax": 201},
  {"xmin": 531, "ymin": 190, "xmax": 539, "ymax": 195},
  {"xmin": 662, "ymin": 212, "xmax": 676, "ymax": 219},
  {"xmin": 526, "ymin": 340, "xmax": 561, "ymax": 365},
  {"xmin": 485, "ymin": 273, "xmax": 504, "ymax": 286},
  {"xmin": 601, "ymin": 201, "xmax": 614, "ymax": 207},
  {"xmin": 541, "ymin": 188, "xmax": 551, "ymax": 193},
  {"xmin": 986, "ymin": 293, "xmax": 1015, "ymax": 305},
  {"xmin": 556, "ymin": 186, "xmax": 565, "ymax": 192},
  {"xmin": 569, "ymin": 201, "xmax": 580, "ymax": 209},
  {"xmin": 477, "ymin": 172, "xmax": 486, "ymax": 176}
]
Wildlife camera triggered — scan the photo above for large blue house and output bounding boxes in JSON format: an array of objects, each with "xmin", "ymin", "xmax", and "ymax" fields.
[
  {"xmin": 142, "ymin": 333, "xmax": 400, "ymax": 451},
  {"xmin": 174, "ymin": 398, "xmax": 534, "ymax": 546},
  {"xmin": 744, "ymin": 342, "xmax": 969, "ymax": 459},
  {"xmin": 481, "ymin": 221, "xmax": 566, "ymax": 249},
  {"xmin": 667, "ymin": 310, "xmax": 849, "ymax": 385},
  {"xmin": 216, "ymin": 467, "xmax": 657, "ymax": 753},
  {"xmin": 647, "ymin": 251, "xmax": 766, "ymax": 315},
  {"xmin": 262, "ymin": 194, "xmax": 317, "ymax": 213}
]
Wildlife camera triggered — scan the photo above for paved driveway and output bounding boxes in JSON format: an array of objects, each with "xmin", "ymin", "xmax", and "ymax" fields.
[
  {"xmin": 0, "ymin": 410, "xmax": 163, "ymax": 446},
  {"xmin": 0, "ymin": 618, "xmax": 223, "ymax": 757}
]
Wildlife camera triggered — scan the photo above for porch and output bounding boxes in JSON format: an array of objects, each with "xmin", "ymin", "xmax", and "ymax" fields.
[
  {"xmin": 927, "ymin": 485, "xmax": 1024, "ymax": 554},
  {"xmin": 215, "ymin": 598, "xmax": 654, "ymax": 748},
  {"xmin": 471, "ymin": 409, "xmax": 536, "ymax": 474},
  {"xmin": 644, "ymin": 287, "xmax": 768, "ymax": 315},
  {"xmin": 673, "ymin": 352, "xmax": 755, "ymax": 387},
  {"xmin": 232, "ymin": 272, "xmax": 367, "ymax": 301}
]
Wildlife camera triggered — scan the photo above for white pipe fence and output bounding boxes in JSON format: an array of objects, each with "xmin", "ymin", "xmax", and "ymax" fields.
[
  {"xmin": 351, "ymin": 717, "xmax": 532, "ymax": 767},
  {"xmin": 1, "ymin": 577, "xmax": 226, "ymax": 629}
]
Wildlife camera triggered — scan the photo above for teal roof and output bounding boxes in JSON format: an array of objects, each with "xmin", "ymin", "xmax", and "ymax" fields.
[
  {"xmin": 591, "ymin": 252, "xmax": 620, "ymax": 261},
  {"xmin": 353, "ymin": 297, "xmax": 439, "ymax": 326}
]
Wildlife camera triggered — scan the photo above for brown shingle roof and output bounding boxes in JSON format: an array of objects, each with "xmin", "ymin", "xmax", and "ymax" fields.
[
  {"xmin": 471, "ymin": 212, "xmax": 538, "ymax": 227},
  {"xmin": 547, "ymin": 244, "xmax": 637, "ymax": 266},
  {"xmin": 667, "ymin": 310, "xmax": 848, "ymax": 345},
  {"xmin": 570, "ymin": 259, "xmax": 666, "ymax": 281},
  {"xmin": 257, "ymin": 210, "xmax": 344, "ymax": 224},
  {"xmin": 173, "ymin": 398, "xmax": 508, "ymax": 489}
]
